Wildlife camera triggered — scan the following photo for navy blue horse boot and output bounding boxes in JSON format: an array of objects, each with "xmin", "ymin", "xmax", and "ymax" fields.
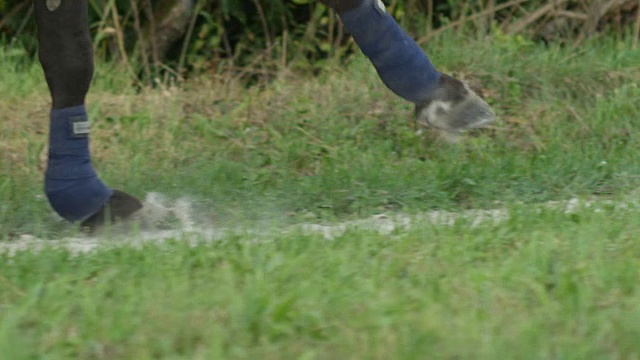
[
  {"xmin": 45, "ymin": 105, "xmax": 142, "ymax": 231},
  {"xmin": 321, "ymin": 0, "xmax": 496, "ymax": 133}
]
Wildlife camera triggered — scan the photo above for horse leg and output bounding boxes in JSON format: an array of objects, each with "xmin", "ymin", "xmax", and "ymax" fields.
[
  {"xmin": 34, "ymin": 0, "xmax": 142, "ymax": 231},
  {"xmin": 321, "ymin": 0, "xmax": 495, "ymax": 134}
]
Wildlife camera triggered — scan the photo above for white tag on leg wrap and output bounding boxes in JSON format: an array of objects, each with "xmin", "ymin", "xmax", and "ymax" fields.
[
  {"xmin": 374, "ymin": 0, "xmax": 386, "ymax": 14},
  {"xmin": 46, "ymin": 0, "xmax": 62, "ymax": 11},
  {"xmin": 70, "ymin": 116, "xmax": 90, "ymax": 137}
]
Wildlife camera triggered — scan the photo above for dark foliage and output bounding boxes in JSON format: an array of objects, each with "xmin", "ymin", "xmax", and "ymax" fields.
[{"xmin": 1, "ymin": 0, "xmax": 638, "ymax": 82}]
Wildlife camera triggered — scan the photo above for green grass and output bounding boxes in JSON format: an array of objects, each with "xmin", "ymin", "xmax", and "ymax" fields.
[
  {"xmin": 2, "ymin": 205, "xmax": 640, "ymax": 359},
  {"xmin": 1, "ymin": 34, "xmax": 640, "ymax": 234},
  {"xmin": 1, "ymin": 31, "xmax": 640, "ymax": 358}
]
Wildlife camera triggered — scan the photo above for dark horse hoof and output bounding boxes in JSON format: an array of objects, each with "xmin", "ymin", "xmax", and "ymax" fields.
[
  {"xmin": 415, "ymin": 73, "xmax": 496, "ymax": 134},
  {"xmin": 81, "ymin": 189, "xmax": 143, "ymax": 233}
]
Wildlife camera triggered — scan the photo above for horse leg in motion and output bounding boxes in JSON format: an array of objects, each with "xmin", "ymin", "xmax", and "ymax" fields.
[
  {"xmin": 320, "ymin": 0, "xmax": 496, "ymax": 133},
  {"xmin": 34, "ymin": 0, "xmax": 142, "ymax": 231}
]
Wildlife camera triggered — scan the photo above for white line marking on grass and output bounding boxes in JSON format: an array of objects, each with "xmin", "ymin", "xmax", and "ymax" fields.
[{"xmin": 1, "ymin": 194, "xmax": 637, "ymax": 256}]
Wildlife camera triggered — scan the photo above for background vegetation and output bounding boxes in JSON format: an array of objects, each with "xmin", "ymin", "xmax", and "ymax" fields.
[{"xmin": 1, "ymin": 0, "xmax": 639, "ymax": 84}]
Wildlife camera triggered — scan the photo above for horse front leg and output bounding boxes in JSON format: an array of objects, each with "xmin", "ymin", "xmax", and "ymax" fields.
[{"xmin": 34, "ymin": 0, "xmax": 142, "ymax": 231}]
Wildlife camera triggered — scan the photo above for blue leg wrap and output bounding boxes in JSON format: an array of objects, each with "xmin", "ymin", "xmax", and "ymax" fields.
[
  {"xmin": 339, "ymin": 0, "xmax": 440, "ymax": 103},
  {"xmin": 45, "ymin": 105, "xmax": 112, "ymax": 222}
]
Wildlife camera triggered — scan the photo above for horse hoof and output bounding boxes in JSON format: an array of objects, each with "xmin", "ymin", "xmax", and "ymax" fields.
[
  {"xmin": 415, "ymin": 73, "xmax": 496, "ymax": 134},
  {"xmin": 80, "ymin": 189, "xmax": 143, "ymax": 233}
]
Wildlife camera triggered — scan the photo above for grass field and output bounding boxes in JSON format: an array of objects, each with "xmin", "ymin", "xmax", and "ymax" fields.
[{"xmin": 1, "ymin": 30, "xmax": 640, "ymax": 358}]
